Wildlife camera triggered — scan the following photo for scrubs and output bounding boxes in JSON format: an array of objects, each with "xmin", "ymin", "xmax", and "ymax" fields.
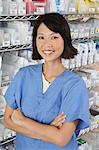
[{"xmin": 4, "ymin": 64, "xmax": 90, "ymax": 150}]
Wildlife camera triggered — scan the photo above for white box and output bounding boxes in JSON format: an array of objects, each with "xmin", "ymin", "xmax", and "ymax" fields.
[
  {"xmin": 0, "ymin": 56, "xmax": 2, "ymax": 70},
  {"xmin": 9, "ymin": 1, "xmax": 17, "ymax": 15},
  {"xmin": 34, "ymin": 6, "xmax": 45, "ymax": 15},
  {"xmin": 2, "ymin": 33, "xmax": 10, "ymax": 47},
  {"xmin": 4, "ymin": 28, "xmax": 20, "ymax": 45},
  {"xmin": 0, "ymin": 6, "xmax": 3, "ymax": 14},
  {"xmin": 17, "ymin": 1, "xmax": 26, "ymax": 15},
  {"xmin": 0, "ymin": 30, "xmax": 4, "ymax": 46},
  {"xmin": 2, "ymin": 0, "xmax": 9, "ymax": 15}
]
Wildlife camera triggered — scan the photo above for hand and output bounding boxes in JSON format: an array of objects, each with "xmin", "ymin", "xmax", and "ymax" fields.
[
  {"xmin": 11, "ymin": 109, "xmax": 25, "ymax": 125},
  {"xmin": 50, "ymin": 112, "xmax": 66, "ymax": 129}
]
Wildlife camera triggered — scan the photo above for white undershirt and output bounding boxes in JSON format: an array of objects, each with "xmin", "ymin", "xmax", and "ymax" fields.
[{"xmin": 42, "ymin": 73, "xmax": 51, "ymax": 93}]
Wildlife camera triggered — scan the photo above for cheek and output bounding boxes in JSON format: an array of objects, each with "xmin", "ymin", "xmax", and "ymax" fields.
[
  {"xmin": 36, "ymin": 40, "xmax": 42, "ymax": 51},
  {"xmin": 36, "ymin": 39, "xmax": 44, "ymax": 50},
  {"xmin": 56, "ymin": 40, "xmax": 64, "ymax": 51},
  {"xmin": 36, "ymin": 43, "xmax": 44, "ymax": 57}
]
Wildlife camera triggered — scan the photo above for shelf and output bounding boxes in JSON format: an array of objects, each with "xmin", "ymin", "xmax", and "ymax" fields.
[
  {"xmin": 90, "ymin": 108, "xmax": 99, "ymax": 116},
  {"xmin": 1, "ymin": 81, "xmax": 10, "ymax": 87},
  {"xmin": 0, "ymin": 114, "xmax": 3, "ymax": 119},
  {"xmin": 0, "ymin": 136, "xmax": 16, "ymax": 147},
  {"xmin": 0, "ymin": 14, "xmax": 39, "ymax": 21},
  {"xmin": 0, "ymin": 44, "xmax": 32, "ymax": 52},
  {"xmin": 0, "ymin": 14, "xmax": 99, "ymax": 22},
  {"xmin": 72, "ymin": 36, "xmax": 99, "ymax": 43},
  {"xmin": 78, "ymin": 127, "xmax": 99, "ymax": 149},
  {"xmin": 0, "ymin": 36, "xmax": 98, "ymax": 53},
  {"xmin": 65, "ymin": 14, "xmax": 99, "ymax": 22}
]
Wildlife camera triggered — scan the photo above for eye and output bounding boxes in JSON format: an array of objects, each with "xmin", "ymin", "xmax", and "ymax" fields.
[
  {"xmin": 38, "ymin": 36, "xmax": 44, "ymax": 40},
  {"xmin": 51, "ymin": 36, "xmax": 59, "ymax": 40}
]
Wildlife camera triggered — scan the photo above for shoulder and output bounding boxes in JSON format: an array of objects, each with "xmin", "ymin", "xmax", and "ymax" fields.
[
  {"xmin": 63, "ymin": 70, "xmax": 86, "ymax": 92},
  {"xmin": 13, "ymin": 64, "xmax": 41, "ymax": 81},
  {"xmin": 18, "ymin": 64, "xmax": 42, "ymax": 75},
  {"xmin": 64, "ymin": 69, "xmax": 82, "ymax": 83}
]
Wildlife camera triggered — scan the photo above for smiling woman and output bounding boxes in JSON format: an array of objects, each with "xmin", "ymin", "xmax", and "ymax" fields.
[
  {"xmin": 32, "ymin": 13, "xmax": 77, "ymax": 60},
  {"xmin": 36, "ymin": 23, "xmax": 64, "ymax": 62},
  {"xmin": 4, "ymin": 13, "xmax": 90, "ymax": 150}
]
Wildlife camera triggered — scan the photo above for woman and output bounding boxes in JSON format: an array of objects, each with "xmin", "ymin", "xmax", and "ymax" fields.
[{"xmin": 4, "ymin": 13, "xmax": 90, "ymax": 150}]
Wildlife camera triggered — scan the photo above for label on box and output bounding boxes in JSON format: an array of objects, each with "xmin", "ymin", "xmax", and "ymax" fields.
[
  {"xmin": 3, "ymin": 33, "xmax": 10, "ymax": 47},
  {"xmin": 26, "ymin": 35, "xmax": 32, "ymax": 44},
  {"xmin": 74, "ymin": 32, "xmax": 79, "ymax": 39},
  {"xmin": 95, "ymin": 28, "xmax": 99, "ymax": 33},
  {"xmin": 2, "ymin": 75, "xmax": 10, "ymax": 82},
  {"xmin": 34, "ymin": 7, "xmax": 45, "ymax": 14},
  {"xmin": 15, "ymin": 40, "xmax": 20, "ymax": 45},
  {"xmin": 55, "ymin": 0, "xmax": 60, "ymax": 5},
  {"xmin": 18, "ymin": 3, "xmax": 26, "ymax": 15},
  {"xmin": 85, "ymin": 32, "xmax": 89, "ymax": 37},
  {"xmin": 10, "ymin": 3, "xmax": 17, "ymax": 15},
  {"xmin": 33, "ymin": 2, "xmax": 46, "ymax": 7},
  {"xmin": 89, "ymin": 7, "xmax": 95, "ymax": 13},
  {"xmin": 79, "ymin": 33, "xmax": 84, "ymax": 38},
  {"xmin": 18, "ymin": 8, "xmax": 26, "ymax": 15},
  {"xmin": 71, "ymin": 32, "xmax": 75, "ymax": 39},
  {"xmin": 69, "ymin": 8, "xmax": 76, "ymax": 13},
  {"xmin": 90, "ymin": 28, "xmax": 95, "ymax": 35},
  {"xmin": 12, "ymin": 40, "xmax": 20, "ymax": 46},
  {"xmin": 2, "ymin": 41, "xmax": 10, "ymax": 47}
]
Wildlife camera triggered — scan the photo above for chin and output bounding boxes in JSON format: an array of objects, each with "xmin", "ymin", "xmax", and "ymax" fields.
[
  {"xmin": 41, "ymin": 55, "xmax": 53, "ymax": 61},
  {"xmin": 40, "ymin": 53, "xmax": 60, "ymax": 62},
  {"xmin": 44, "ymin": 57, "xmax": 60, "ymax": 62},
  {"xmin": 44, "ymin": 58, "xmax": 54, "ymax": 62}
]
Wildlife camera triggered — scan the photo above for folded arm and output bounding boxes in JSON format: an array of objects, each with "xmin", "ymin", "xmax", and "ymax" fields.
[{"xmin": 4, "ymin": 105, "xmax": 78, "ymax": 147}]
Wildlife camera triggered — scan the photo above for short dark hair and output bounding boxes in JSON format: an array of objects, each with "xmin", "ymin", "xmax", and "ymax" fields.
[{"xmin": 32, "ymin": 13, "xmax": 78, "ymax": 60}]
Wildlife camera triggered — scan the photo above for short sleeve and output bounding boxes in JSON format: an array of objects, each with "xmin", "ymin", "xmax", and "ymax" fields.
[
  {"xmin": 4, "ymin": 68, "xmax": 24, "ymax": 109},
  {"xmin": 60, "ymin": 78, "xmax": 90, "ymax": 136}
]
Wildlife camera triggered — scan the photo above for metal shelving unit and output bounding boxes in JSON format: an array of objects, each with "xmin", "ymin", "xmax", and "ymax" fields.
[
  {"xmin": 0, "ymin": 44, "xmax": 32, "ymax": 52},
  {"xmin": 0, "ymin": 13, "xmax": 98, "ymax": 53},
  {"xmin": 72, "ymin": 36, "xmax": 99, "ymax": 43},
  {"xmin": 0, "ymin": 13, "xmax": 99, "ymax": 149},
  {"xmin": 0, "ymin": 37, "xmax": 98, "ymax": 53},
  {"xmin": 65, "ymin": 13, "xmax": 99, "ymax": 22},
  {"xmin": 0, "ymin": 14, "xmax": 98, "ymax": 22},
  {"xmin": 0, "ymin": 136, "xmax": 16, "ymax": 149},
  {"xmin": 0, "ymin": 14, "xmax": 39, "ymax": 21}
]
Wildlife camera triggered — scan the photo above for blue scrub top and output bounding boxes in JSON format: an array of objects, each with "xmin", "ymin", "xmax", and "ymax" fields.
[{"xmin": 4, "ymin": 64, "xmax": 90, "ymax": 150}]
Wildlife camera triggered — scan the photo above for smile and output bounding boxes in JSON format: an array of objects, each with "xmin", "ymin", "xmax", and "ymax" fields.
[{"xmin": 43, "ymin": 50, "xmax": 55, "ymax": 55}]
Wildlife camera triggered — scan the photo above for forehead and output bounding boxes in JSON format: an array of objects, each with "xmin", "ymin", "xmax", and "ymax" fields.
[{"xmin": 37, "ymin": 23, "xmax": 56, "ymax": 34}]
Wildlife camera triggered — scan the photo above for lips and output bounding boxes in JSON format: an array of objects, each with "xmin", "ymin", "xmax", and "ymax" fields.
[{"xmin": 43, "ymin": 50, "xmax": 55, "ymax": 55}]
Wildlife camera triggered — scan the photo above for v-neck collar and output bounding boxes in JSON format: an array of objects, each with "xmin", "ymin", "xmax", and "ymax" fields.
[{"xmin": 38, "ymin": 63, "xmax": 68, "ymax": 98}]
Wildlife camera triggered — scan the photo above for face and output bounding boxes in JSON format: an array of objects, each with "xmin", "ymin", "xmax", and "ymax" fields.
[{"xmin": 36, "ymin": 23, "xmax": 64, "ymax": 62}]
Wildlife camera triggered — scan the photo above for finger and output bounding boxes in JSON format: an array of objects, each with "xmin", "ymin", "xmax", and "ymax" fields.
[
  {"xmin": 58, "ymin": 124, "xmax": 63, "ymax": 129},
  {"xmin": 53, "ymin": 115, "xmax": 66, "ymax": 125},
  {"xmin": 16, "ymin": 109, "xmax": 21, "ymax": 112},
  {"xmin": 55, "ymin": 118, "xmax": 66, "ymax": 126},
  {"xmin": 55, "ymin": 112, "xmax": 65, "ymax": 120},
  {"xmin": 52, "ymin": 118, "xmax": 65, "ymax": 128},
  {"xmin": 57, "ymin": 115, "xmax": 66, "ymax": 122},
  {"xmin": 54, "ymin": 114, "xmax": 66, "ymax": 123},
  {"xmin": 52, "ymin": 115, "xmax": 66, "ymax": 126},
  {"xmin": 54, "ymin": 113, "xmax": 64, "ymax": 121},
  {"xmin": 51, "ymin": 113, "xmax": 66, "ymax": 126}
]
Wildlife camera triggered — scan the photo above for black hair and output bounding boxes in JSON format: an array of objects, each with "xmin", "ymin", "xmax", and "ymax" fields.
[{"xmin": 32, "ymin": 13, "xmax": 78, "ymax": 60}]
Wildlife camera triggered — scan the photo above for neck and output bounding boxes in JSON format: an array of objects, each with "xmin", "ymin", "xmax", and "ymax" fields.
[{"xmin": 43, "ymin": 59, "xmax": 65, "ymax": 78}]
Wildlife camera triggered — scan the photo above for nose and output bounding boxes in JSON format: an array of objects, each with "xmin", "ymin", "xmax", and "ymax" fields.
[{"xmin": 44, "ymin": 38, "xmax": 52, "ymax": 48}]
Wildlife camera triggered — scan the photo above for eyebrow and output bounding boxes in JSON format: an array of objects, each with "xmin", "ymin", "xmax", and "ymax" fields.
[{"xmin": 37, "ymin": 32, "xmax": 59, "ymax": 36}]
